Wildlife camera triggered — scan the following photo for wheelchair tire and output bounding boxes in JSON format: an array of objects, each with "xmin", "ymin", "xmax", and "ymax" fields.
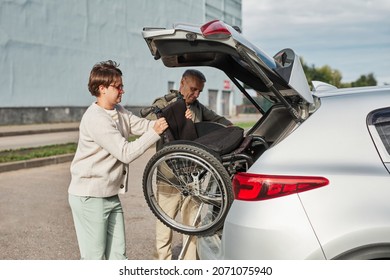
[{"xmin": 142, "ymin": 143, "xmax": 233, "ymax": 236}]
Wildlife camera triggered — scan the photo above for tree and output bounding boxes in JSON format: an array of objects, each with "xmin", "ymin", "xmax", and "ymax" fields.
[
  {"xmin": 350, "ymin": 73, "xmax": 377, "ymax": 87},
  {"xmin": 300, "ymin": 58, "xmax": 377, "ymax": 88}
]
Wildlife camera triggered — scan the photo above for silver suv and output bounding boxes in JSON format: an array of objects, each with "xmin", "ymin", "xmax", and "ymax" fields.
[{"xmin": 142, "ymin": 20, "xmax": 390, "ymax": 260}]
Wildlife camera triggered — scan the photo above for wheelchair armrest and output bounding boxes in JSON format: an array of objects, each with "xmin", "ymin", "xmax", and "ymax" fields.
[
  {"xmin": 221, "ymin": 153, "xmax": 254, "ymax": 167},
  {"xmin": 250, "ymin": 135, "xmax": 269, "ymax": 149}
]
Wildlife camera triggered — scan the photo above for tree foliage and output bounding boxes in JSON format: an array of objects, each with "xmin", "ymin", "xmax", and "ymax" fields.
[
  {"xmin": 350, "ymin": 73, "xmax": 377, "ymax": 87},
  {"xmin": 301, "ymin": 58, "xmax": 377, "ymax": 88}
]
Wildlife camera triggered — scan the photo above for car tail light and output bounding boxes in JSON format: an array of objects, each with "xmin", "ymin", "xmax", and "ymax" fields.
[
  {"xmin": 200, "ymin": 20, "xmax": 231, "ymax": 39},
  {"xmin": 233, "ymin": 173, "xmax": 329, "ymax": 201}
]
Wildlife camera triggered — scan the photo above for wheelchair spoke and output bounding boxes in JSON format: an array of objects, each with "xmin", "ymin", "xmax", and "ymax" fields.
[{"xmin": 142, "ymin": 144, "xmax": 233, "ymax": 236}]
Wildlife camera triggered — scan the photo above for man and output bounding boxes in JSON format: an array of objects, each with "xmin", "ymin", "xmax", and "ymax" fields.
[{"xmin": 146, "ymin": 69, "xmax": 232, "ymax": 260}]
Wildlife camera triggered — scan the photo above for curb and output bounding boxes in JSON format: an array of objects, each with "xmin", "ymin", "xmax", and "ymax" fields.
[
  {"xmin": 0, "ymin": 127, "xmax": 78, "ymax": 137},
  {"xmin": 0, "ymin": 153, "xmax": 75, "ymax": 173}
]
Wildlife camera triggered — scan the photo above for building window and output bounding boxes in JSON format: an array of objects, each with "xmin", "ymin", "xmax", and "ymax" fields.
[
  {"xmin": 222, "ymin": 90, "xmax": 230, "ymax": 116},
  {"xmin": 208, "ymin": 89, "xmax": 218, "ymax": 112},
  {"xmin": 205, "ymin": 0, "xmax": 242, "ymax": 29}
]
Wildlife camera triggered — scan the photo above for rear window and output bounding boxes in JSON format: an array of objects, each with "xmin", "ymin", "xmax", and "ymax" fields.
[
  {"xmin": 368, "ymin": 107, "xmax": 390, "ymax": 155},
  {"xmin": 237, "ymin": 87, "xmax": 275, "ymax": 115}
]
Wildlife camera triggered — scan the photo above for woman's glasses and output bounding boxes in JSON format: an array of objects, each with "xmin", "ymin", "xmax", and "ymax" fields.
[{"xmin": 109, "ymin": 84, "xmax": 124, "ymax": 91}]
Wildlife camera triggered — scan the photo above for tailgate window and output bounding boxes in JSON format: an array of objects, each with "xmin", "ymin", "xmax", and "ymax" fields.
[{"xmin": 367, "ymin": 107, "xmax": 390, "ymax": 163}]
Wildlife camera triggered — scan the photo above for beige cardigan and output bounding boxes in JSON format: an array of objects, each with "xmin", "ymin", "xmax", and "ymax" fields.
[{"xmin": 68, "ymin": 103, "xmax": 160, "ymax": 197}]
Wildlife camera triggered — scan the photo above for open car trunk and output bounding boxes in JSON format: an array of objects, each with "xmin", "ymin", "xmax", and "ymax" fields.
[
  {"xmin": 142, "ymin": 20, "xmax": 317, "ymax": 156},
  {"xmin": 140, "ymin": 21, "xmax": 324, "ymax": 243}
]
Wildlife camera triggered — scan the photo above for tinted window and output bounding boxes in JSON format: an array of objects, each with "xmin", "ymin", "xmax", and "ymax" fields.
[
  {"xmin": 368, "ymin": 107, "xmax": 390, "ymax": 155},
  {"xmin": 239, "ymin": 90, "xmax": 274, "ymax": 114}
]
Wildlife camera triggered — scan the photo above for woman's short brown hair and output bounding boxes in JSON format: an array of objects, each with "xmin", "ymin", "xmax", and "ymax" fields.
[{"xmin": 88, "ymin": 60, "xmax": 122, "ymax": 96}]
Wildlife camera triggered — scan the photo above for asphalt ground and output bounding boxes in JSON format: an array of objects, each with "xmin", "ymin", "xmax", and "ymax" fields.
[{"xmin": 0, "ymin": 147, "xmax": 185, "ymax": 260}]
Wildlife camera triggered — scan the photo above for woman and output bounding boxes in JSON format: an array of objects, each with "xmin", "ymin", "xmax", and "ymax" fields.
[{"xmin": 68, "ymin": 60, "xmax": 168, "ymax": 259}]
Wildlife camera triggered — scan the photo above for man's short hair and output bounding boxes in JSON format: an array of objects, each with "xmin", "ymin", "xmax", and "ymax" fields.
[{"xmin": 182, "ymin": 69, "xmax": 206, "ymax": 83}]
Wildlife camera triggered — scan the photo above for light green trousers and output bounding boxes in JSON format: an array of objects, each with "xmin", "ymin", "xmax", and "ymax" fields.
[{"xmin": 68, "ymin": 194, "xmax": 127, "ymax": 260}]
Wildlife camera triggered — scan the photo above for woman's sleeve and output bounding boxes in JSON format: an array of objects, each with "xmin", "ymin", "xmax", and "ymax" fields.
[
  {"xmin": 86, "ymin": 113, "xmax": 160, "ymax": 164},
  {"xmin": 128, "ymin": 113, "xmax": 156, "ymax": 135}
]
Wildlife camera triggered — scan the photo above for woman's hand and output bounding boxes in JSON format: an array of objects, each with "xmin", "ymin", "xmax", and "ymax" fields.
[{"xmin": 153, "ymin": 117, "xmax": 168, "ymax": 135}]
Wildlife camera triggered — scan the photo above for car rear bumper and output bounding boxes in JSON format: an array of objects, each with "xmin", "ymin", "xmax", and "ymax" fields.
[{"xmin": 198, "ymin": 197, "xmax": 326, "ymax": 260}]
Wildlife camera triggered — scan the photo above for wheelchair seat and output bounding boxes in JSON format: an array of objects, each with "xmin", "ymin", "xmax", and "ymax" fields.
[{"xmin": 154, "ymin": 98, "xmax": 269, "ymax": 176}]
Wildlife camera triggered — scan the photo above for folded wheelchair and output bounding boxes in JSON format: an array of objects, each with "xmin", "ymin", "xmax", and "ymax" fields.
[{"xmin": 141, "ymin": 98, "xmax": 268, "ymax": 236}]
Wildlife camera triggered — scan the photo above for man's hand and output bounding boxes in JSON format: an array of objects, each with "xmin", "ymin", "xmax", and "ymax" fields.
[{"xmin": 185, "ymin": 108, "xmax": 193, "ymax": 119}]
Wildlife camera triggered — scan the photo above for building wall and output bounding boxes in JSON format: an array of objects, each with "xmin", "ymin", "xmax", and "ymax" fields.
[
  {"xmin": 0, "ymin": 0, "xmax": 241, "ymax": 124},
  {"xmin": 205, "ymin": 0, "xmax": 242, "ymax": 27}
]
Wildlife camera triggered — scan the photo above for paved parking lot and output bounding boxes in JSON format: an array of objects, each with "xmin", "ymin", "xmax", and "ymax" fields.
[{"xmin": 0, "ymin": 148, "xmax": 182, "ymax": 260}]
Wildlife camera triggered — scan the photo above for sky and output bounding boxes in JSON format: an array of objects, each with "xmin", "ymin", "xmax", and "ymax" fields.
[{"xmin": 242, "ymin": 0, "xmax": 390, "ymax": 85}]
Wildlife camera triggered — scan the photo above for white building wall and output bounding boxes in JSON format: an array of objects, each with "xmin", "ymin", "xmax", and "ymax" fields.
[{"xmin": 0, "ymin": 0, "xmax": 241, "ymax": 123}]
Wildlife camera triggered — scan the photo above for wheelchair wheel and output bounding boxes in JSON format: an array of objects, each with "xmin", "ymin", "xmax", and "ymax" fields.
[{"xmin": 142, "ymin": 143, "xmax": 233, "ymax": 236}]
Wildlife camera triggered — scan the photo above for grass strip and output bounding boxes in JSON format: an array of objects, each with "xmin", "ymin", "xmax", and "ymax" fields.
[
  {"xmin": 0, "ymin": 143, "xmax": 77, "ymax": 163},
  {"xmin": 0, "ymin": 136, "xmax": 141, "ymax": 163},
  {"xmin": 0, "ymin": 124, "xmax": 254, "ymax": 164},
  {"xmin": 234, "ymin": 121, "xmax": 255, "ymax": 130}
]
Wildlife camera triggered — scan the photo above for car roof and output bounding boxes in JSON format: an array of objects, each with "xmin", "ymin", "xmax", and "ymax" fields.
[{"xmin": 313, "ymin": 84, "xmax": 390, "ymax": 98}]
